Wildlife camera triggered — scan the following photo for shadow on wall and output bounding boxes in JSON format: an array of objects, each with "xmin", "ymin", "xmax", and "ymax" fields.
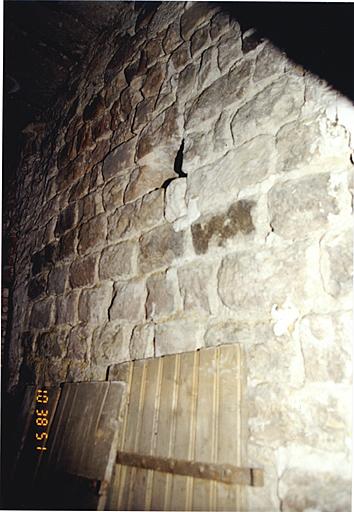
[{"xmin": 219, "ymin": 1, "xmax": 354, "ymax": 103}]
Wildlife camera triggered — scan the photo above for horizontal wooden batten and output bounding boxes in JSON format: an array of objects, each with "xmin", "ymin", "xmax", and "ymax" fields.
[{"xmin": 116, "ymin": 451, "xmax": 263, "ymax": 487}]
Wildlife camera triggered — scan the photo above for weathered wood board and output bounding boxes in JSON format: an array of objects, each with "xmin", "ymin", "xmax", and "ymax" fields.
[
  {"xmin": 12, "ymin": 381, "xmax": 126, "ymax": 510},
  {"xmin": 107, "ymin": 344, "xmax": 248, "ymax": 511}
]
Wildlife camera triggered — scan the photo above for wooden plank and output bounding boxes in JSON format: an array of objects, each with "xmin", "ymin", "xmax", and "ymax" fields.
[
  {"xmin": 37, "ymin": 381, "xmax": 126, "ymax": 510},
  {"xmin": 116, "ymin": 451, "xmax": 263, "ymax": 486}
]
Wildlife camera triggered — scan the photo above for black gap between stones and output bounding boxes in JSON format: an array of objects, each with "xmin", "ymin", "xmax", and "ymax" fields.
[{"xmin": 162, "ymin": 139, "xmax": 187, "ymax": 189}]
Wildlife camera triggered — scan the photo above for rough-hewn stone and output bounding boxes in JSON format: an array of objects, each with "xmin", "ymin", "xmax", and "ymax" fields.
[
  {"xmin": 78, "ymin": 214, "xmax": 107, "ymax": 255},
  {"xmin": 320, "ymin": 229, "xmax": 352, "ymax": 298},
  {"xmin": 36, "ymin": 329, "xmax": 67, "ymax": 358},
  {"xmin": 102, "ymin": 137, "xmax": 137, "ymax": 181},
  {"xmin": 268, "ymin": 174, "xmax": 338, "ymax": 239},
  {"xmin": 54, "ymin": 203, "xmax": 77, "ymax": 236},
  {"xmin": 56, "ymin": 291, "xmax": 79, "ymax": 325},
  {"xmin": 99, "ymin": 240, "xmax": 136, "ymax": 280},
  {"xmin": 129, "ymin": 323, "xmax": 154, "ymax": 360},
  {"xmin": 67, "ymin": 324, "xmax": 92, "ymax": 361},
  {"xmin": 155, "ymin": 319, "xmax": 204, "ymax": 357},
  {"xmin": 146, "ymin": 269, "xmax": 181, "ymax": 321},
  {"xmin": 138, "ymin": 223, "xmax": 184, "ymax": 273},
  {"xmin": 69, "ymin": 254, "xmax": 97, "ymax": 288},
  {"xmin": 30, "ymin": 297, "xmax": 54, "ymax": 329},
  {"xmin": 110, "ymin": 279, "xmax": 146, "ymax": 322},
  {"xmin": 165, "ymin": 178, "xmax": 187, "ymax": 223},
  {"xmin": 28, "ymin": 274, "xmax": 47, "ymax": 300},
  {"xmin": 92, "ymin": 322, "xmax": 130, "ymax": 366},
  {"xmin": 78, "ymin": 282, "xmax": 112, "ymax": 324},
  {"xmin": 191, "ymin": 200, "xmax": 255, "ymax": 254},
  {"xmin": 177, "ymin": 262, "xmax": 213, "ymax": 314}
]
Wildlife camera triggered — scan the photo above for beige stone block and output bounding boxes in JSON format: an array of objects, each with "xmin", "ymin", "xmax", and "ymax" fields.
[
  {"xmin": 78, "ymin": 282, "xmax": 112, "ymax": 324},
  {"xmin": 102, "ymin": 137, "xmax": 137, "ymax": 181},
  {"xmin": 320, "ymin": 229, "xmax": 353, "ymax": 298},
  {"xmin": 56, "ymin": 291, "xmax": 79, "ymax": 325},
  {"xmin": 177, "ymin": 261, "xmax": 214, "ymax": 314},
  {"xmin": 92, "ymin": 322, "xmax": 130, "ymax": 366},
  {"xmin": 110, "ymin": 279, "xmax": 146, "ymax": 322},
  {"xmin": 129, "ymin": 323, "xmax": 154, "ymax": 360},
  {"xmin": 155, "ymin": 318, "xmax": 204, "ymax": 357},
  {"xmin": 268, "ymin": 174, "xmax": 338, "ymax": 239},
  {"xmin": 102, "ymin": 174, "xmax": 128, "ymax": 211},
  {"xmin": 138, "ymin": 224, "xmax": 184, "ymax": 273},
  {"xmin": 99, "ymin": 241, "xmax": 136, "ymax": 280},
  {"xmin": 78, "ymin": 214, "xmax": 107, "ymax": 255},
  {"xmin": 69, "ymin": 254, "xmax": 97, "ymax": 288},
  {"xmin": 146, "ymin": 269, "xmax": 181, "ymax": 321}
]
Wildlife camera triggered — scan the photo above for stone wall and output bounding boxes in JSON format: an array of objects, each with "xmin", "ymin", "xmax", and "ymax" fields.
[{"xmin": 6, "ymin": 3, "xmax": 353, "ymax": 510}]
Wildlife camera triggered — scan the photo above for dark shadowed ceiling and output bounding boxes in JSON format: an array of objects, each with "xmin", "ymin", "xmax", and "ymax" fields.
[{"xmin": 3, "ymin": 1, "xmax": 354, "ymax": 185}]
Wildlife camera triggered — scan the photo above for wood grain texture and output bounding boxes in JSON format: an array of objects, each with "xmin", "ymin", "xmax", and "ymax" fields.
[{"xmin": 108, "ymin": 344, "xmax": 251, "ymax": 511}]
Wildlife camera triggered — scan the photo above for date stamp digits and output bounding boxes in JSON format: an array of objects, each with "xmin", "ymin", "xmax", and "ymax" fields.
[{"xmin": 35, "ymin": 389, "xmax": 49, "ymax": 452}]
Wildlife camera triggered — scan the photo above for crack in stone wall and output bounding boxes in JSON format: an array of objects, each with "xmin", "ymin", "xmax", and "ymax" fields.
[{"xmin": 6, "ymin": 2, "xmax": 353, "ymax": 510}]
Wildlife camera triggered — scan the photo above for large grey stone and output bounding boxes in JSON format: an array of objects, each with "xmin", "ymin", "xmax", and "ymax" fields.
[
  {"xmin": 191, "ymin": 200, "xmax": 255, "ymax": 254},
  {"xmin": 146, "ymin": 269, "xmax": 181, "ymax": 321},
  {"xmin": 99, "ymin": 240, "xmax": 136, "ymax": 280},
  {"xmin": 268, "ymin": 174, "xmax": 338, "ymax": 239},
  {"xmin": 108, "ymin": 189, "xmax": 164, "ymax": 242},
  {"xmin": 180, "ymin": 3, "xmax": 216, "ymax": 41},
  {"xmin": 124, "ymin": 166, "xmax": 171, "ymax": 203},
  {"xmin": 110, "ymin": 279, "xmax": 146, "ymax": 322},
  {"xmin": 217, "ymin": 29, "xmax": 242, "ymax": 72},
  {"xmin": 67, "ymin": 324, "xmax": 92, "ymax": 361},
  {"xmin": 155, "ymin": 319, "xmax": 204, "ymax": 357},
  {"xmin": 102, "ymin": 174, "xmax": 128, "ymax": 211},
  {"xmin": 30, "ymin": 297, "xmax": 54, "ymax": 329},
  {"xmin": 217, "ymin": 240, "xmax": 316, "ymax": 320},
  {"xmin": 231, "ymin": 75, "xmax": 305, "ymax": 145},
  {"xmin": 138, "ymin": 223, "xmax": 184, "ymax": 273},
  {"xmin": 102, "ymin": 137, "xmax": 137, "ymax": 181},
  {"xmin": 56, "ymin": 291, "xmax": 79, "ymax": 325},
  {"xmin": 320, "ymin": 229, "xmax": 352, "ymax": 298},
  {"xmin": 186, "ymin": 135, "xmax": 275, "ymax": 215},
  {"xmin": 130, "ymin": 323, "xmax": 154, "ymax": 360},
  {"xmin": 299, "ymin": 312, "xmax": 352, "ymax": 383},
  {"xmin": 253, "ymin": 42, "xmax": 286, "ymax": 82},
  {"xmin": 78, "ymin": 214, "xmax": 107, "ymax": 255},
  {"xmin": 78, "ymin": 282, "xmax": 112, "ymax": 324},
  {"xmin": 69, "ymin": 254, "xmax": 97, "ymax": 288},
  {"xmin": 92, "ymin": 322, "xmax": 130, "ymax": 365},
  {"xmin": 177, "ymin": 262, "xmax": 213, "ymax": 314}
]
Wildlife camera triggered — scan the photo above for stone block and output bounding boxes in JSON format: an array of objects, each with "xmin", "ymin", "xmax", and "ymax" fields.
[
  {"xmin": 78, "ymin": 214, "xmax": 107, "ymax": 255},
  {"xmin": 78, "ymin": 282, "xmax": 113, "ymax": 324},
  {"xmin": 177, "ymin": 261, "xmax": 213, "ymax": 314},
  {"xmin": 217, "ymin": 30, "xmax": 242, "ymax": 73},
  {"xmin": 28, "ymin": 274, "xmax": 47, "ymax": 300},
  {"xmin": 279, "ymin": 469, "xmax": 351, "ymax": 512},
  {"xmin": 30, "ymin": 297, "xmax": 54, "ymax": 329},
  {"xmin": 108, "ymin": 189, "xmax": 164, "ymax": 242},
  {"xmin": 268, "ymin": 174, "xmax": 338, "ymax": 239},
  {"xmin": 54, "ymin": 203, "xmax": 77, "ymax": 236},
  {"xmin": 129, "ymin": 323, "xmax": 154, "ymax": 360},
  {"xmin": 78, "ymin": 192, "xmax": 104, "ymax": 224},
  {"xmin": 198, "ymin": 45, "xmax": 220, "ymax": 91},
  {"xmin": 155, "ymin": 319, "xmax": 204, "ymax": 357},
  {"xmin": 217, "ymin": 240, "xmax": 316, "ymax": 321},
  {"xmin": 58, "ymin": 229, "xmax": 76, "ymax": 261},
  {"xmin": 110, "ymin": 279, "xmax": 146, "ymax": 322},
  {"xmin": 170, "ymin": 43, "xmax": 190, "ymax": 73},
  {"xmin": 92, "ymin": 322, "xmax": 130, "ymax": 366},
  {"xmin": 162, "ymin": 21, "xmax": 183, "ymax": 54},
  {"xmin": 146, "ymin": 269, "xmax": 181, "ymax": 321},
  {"xmin": 299, "ymin": 312, "xmax": 352, "ymax": 383},
  {"xmin": 231, "ymin": 75, "xmax": 305, "ymax": 146},
  {"xmin": 99, "ymin": 241, "xmax": 136, "ymax": 280},
  {"xmin": 36, "ymin": 329, "xmax": 67, "ymax": 358},
  {"xmin": 124, "ymin": 166, "xmax": 171, "ymax": 203},
  {"xmin": 102, "ymin": 137, "xmax": 137, "ymax": 181},
  {"xmin": 47, "ymin": 264, "xmax": 68, "ymax": 295},
  {"xmin": 165, "ymin": 178, "xmax": 187, "ymax": 223},
  {"xmin": 191, "ymin": 200, "xmax": 255, "ymax": 254},
  {"xmin": 253, "ymin": 42, "xmax": 286, "ymax": 82},
  {"xmin": 83, "ymin": 93, "xmax": 105, "ymax": 122},
  {"xmin": 141, "ymin": 62, "xmax": 166, "ymax": 98},
  {"xmin": 56, "ymin": 291, "xmax": 79, "ymax": 325},
  {"xmin": 102, "ymin": 173, "xmax": 128, "ymax": 211},
  {"xmin": 181, "ymin": 3, "xmax": 215, "ymax": 41},
  {"xmin": 210, "ymin": 11, "xmax": 230, "ymax": 40},
  {"xmin": 138, "ymin": 223, "xmax": 184, "ymax": 273},
  {"xmin": 67, "ymin": 324, "xmax": 92, "ymax": 361},
  {"xmin": 136, "ymin": 104, "xmax": 183, "ymax": 173},
  {"xmin": 31, "ymin": 242, "xmax": 57, "ymax": 275},
  {"xmin": 69, "ymin": 254, "xmax": 97, "ymax": 288},
  {"xmin": 191, "ymin": 25, "xmax": 210, "ymax": 57},
  {"xmin": 185, "ymin": 59, "xmax": 252, "ymax": 132},
  {"xmin": 320, "ymin": 229, "xmax": 352, "ymax": 298}
]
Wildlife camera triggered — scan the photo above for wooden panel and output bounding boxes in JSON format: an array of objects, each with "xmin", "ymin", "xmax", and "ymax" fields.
[{"xmin": 108, "ymin": 344, "xmax": 248, "ymax": 511}]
